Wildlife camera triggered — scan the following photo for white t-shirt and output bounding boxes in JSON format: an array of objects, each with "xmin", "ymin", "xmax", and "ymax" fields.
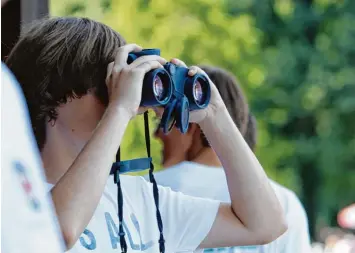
[
  {"xmin": 147, "ymin": 161, "xmax": 312, "ymax": 253},
  {"xmin": 47, "ymin": 175, "xmax": 220, "ymax": 253},
  {"xmin": 1, "ymin": 64, "xmax": 65, "ymax": 253}
]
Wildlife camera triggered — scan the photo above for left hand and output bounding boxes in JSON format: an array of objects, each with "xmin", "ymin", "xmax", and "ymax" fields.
[{"xmin": 170, "ymin": 58, "xmax": 225, "ymax": 124}]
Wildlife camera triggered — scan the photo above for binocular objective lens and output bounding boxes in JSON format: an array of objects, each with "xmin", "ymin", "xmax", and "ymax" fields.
[{"xmin": 153, "ymin": 76, "xmax": 165, "ymax": 100}]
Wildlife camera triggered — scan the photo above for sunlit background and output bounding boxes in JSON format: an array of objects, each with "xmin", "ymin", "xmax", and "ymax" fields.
[{"xmin": 20, "ymin": 0, "xmax": 355, "ymax": 250}]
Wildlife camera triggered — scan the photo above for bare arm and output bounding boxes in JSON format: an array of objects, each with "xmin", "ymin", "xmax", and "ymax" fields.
[
  {"xmin": 198, "ymin": 107, "xmax": 287, "ymax": 248},
  {"xmin": 167, "ymin": 60, "xmax": 286, "ymax": 248},
  {"xmin": 168, "ymin": 60, "xmax": 287, "ymax": 248},
  {"xmin": 51, "ymin": 105, "xmax": 130, "ymax": 248},
  {"xmin": 50, "ymin": 44, "xmax": 167, "ymax": 249}
]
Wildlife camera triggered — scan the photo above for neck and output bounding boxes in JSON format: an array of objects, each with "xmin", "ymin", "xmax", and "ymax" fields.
[
  {"xmin": 190, "ymin": 147, "xmax": 222, "ymax": 168},
  {"xmin": 41, "ymin": 122, "xmax": 88, "ymax": 184},
  {"xmin": 162, "ymin": 152, "xmax": 187, "ymax": 169},
  {"xmin": 40, "ymin": 94, "xmax": 106, "ymax": 184},
  {"xmin": 162, "ymin": 145, "xmax": 222, "ymax": 169}
]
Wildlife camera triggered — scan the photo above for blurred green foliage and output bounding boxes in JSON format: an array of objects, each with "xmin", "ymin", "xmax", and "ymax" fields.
[{"xmin": 50, "ymin": 0, "xmax": 355, "ymax": 240}]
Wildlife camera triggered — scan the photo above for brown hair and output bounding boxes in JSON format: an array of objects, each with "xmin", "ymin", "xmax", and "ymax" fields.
[
  {"xmin": 244, "ymin": 113, "xmax": 257, "ymax": 152},
  {"xmin": 6, "ymin": 17, "xmax": 126, "ymax": 150},
  {"xmin": 198, "ymin": 65, "xmax": 250, "ymax": 147}
]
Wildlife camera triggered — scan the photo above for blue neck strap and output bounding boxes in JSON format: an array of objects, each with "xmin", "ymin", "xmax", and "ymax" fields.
[
  {"xmin": 109, "ymin": 111, "xmax": 166, "ymax": 253},
  {"xmin": 110, "ymin": 157, "xmax": 152, "ymax": 177}
]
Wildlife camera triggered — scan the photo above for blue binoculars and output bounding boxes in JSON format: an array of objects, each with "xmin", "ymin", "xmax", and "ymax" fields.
[{"xmin": 127, "ymin": 49, "xmax": 211, "ymax": 134}]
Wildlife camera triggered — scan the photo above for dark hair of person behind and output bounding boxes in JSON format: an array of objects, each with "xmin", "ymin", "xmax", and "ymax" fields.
[
  {"xmin": 5, "ymin": 16, "xmax": 126, "ymax": 150},
  {"xmin": 244, "ymin": 113, "xmax": 257, "ymax": 152},
  {"xmin": 198, "ymin": 65, "xmax": 249, "ymax": 147}
]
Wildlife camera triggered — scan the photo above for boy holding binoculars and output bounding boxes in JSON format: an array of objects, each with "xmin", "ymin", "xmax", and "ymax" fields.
[{"xmin": 6, "ymin": 17, "xmax": 286, "ymax": 253}]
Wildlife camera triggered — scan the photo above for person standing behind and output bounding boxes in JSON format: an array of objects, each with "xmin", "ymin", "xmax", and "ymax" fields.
[
  {"xmin": 151, "ymin": 65, "xmax": 312, "ymax": 253},
  {"xmin": 1, "ymin": 62, "xmax": 65, "ymax": 253}
]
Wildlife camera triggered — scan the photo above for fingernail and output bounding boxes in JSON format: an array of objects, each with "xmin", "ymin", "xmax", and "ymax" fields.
[{"xmin": 188, "ymin": 69, "xmax": 196, "ymax": 75}]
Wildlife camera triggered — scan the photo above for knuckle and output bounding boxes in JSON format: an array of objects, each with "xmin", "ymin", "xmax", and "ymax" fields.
[
  {"xmin": 157, "ymin": 56, "xmax": 166, "ymax": 62},
  {"xmin": 140, "ymin": 55, "xmax": 151, "ymax": 61},
  {"xmin": 154, "ymin": 61, "xmax": 162, "ymax": 68},
  {"xmin": 132, "ymin": 68, "xmax": 143, "ymax": 74}
]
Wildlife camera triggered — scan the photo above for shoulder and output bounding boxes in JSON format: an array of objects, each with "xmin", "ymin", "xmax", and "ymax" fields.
[
  {"xmin": 122, "ymin": 175, "xmax": 174, "ymax": 199},
  {"xmin": 122, "ymin": 174, "xmax": 220, "ymax": 211},
  {"xmin": 151, "ymin": 162, "xmax": 227, "ymax": 197},
  {"xmin": 269, "ymin": 180, "xmax": 309, "ymax": 233},
  {"xmin": 113, "ymin": 175, "xmax": 175, "ymax": 203},
  {"xmin": 121, "ymin": 174, "xmax": 155, "ymax": 191},
  {"xmin": 268, "ymin": 181, "xmax": 312, "ymax": 250},
  {"xmin": 106, "ymin": 175, "xmax": 149, "ymax": 197},
  {"xmin": 269, "ymin": 180, "xmax": 305, "ymax": 213}
]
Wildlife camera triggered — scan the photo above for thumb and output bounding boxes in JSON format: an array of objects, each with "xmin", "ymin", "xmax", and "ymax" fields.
[{"xmin": 106, "ymin": 62, "xmax": 115, "ymax": 85}]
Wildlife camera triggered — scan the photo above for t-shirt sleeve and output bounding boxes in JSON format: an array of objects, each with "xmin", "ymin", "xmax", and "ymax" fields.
[{"xmin": 139, "ymin": 177, "xmax": 220, "ymax": 253}]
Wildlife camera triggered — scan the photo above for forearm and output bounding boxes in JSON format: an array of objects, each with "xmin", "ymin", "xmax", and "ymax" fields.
[
  {"xmin": 200, "ymin": 108, "xmax": 286, "ymax": 239},
  {"xmin": 51, "ymin": 105, "xmax": 130, "ymax": 248}
]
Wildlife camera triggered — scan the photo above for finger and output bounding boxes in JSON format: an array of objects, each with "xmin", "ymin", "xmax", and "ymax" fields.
[
  {"xmin": 129, "ymin": 55, "xmax": 167, "ymax": 68},
  {"xmin": 136, "ymin": 60, "xmax": 165, "ymax": 73},
  {"xmin": 191, "ymin": 66, "xmax": 207, "ymax": 75},
  {"xmin": 114, "ymin": 43, "xmax": 143, "ymax": 67},
  {"xmin": 188, "ymin": 66, "xmax": 199, "ymax": 76},
  {"xmin": 170, "ymin": 58, "xmax": 188, "ymax": 68}
]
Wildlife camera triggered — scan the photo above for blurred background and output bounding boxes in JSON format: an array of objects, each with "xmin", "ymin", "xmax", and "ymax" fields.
[{"xmin": 2, "ymin": 0, "xmax": 355, "ymax": 251}]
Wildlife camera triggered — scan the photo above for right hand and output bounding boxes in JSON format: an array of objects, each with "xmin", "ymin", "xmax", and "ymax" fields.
[
  {"xmin": 105, "ymin": 44, "xmax": 167, "ymax": 118},
  {"xmin": 169, "ymin": 58, "xmax": 226, "ymax": 124}
]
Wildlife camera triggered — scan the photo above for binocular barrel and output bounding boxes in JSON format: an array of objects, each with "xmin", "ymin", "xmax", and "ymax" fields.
[{"xmin": 127, "ymin": 49, "xmax": 173, "ymax": 107}]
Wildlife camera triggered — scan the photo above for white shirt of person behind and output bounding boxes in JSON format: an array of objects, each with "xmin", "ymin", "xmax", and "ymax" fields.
[
  {"xmin": 146, "ymin": 161, "xmax": 313, "ymax": 253},
  {"xmin": 45, "ymin": 173, "xmax": 220, "ymax": 253},
  {"xmin": 1, "ymin": 64, "xmax": 65, "ymax": 253}
]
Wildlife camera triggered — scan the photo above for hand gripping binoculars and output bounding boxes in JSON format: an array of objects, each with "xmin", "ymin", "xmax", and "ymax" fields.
[{"xmin": 127, "ymin": 49, "xmax": 211, "ymax": 134}]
